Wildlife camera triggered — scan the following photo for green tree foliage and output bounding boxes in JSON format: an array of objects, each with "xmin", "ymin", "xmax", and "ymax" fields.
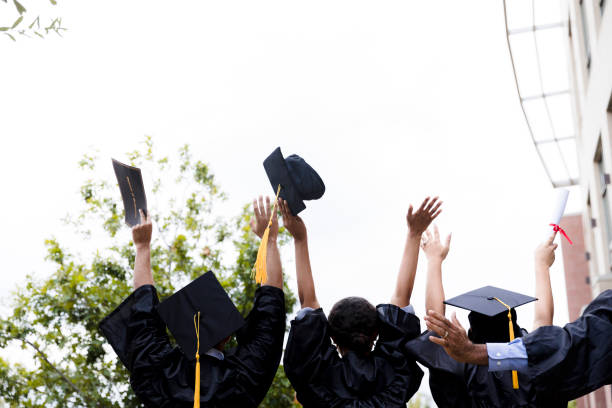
[
  {"xmin": 1, "ymin": 0, "xmax": 65, "ymax": 41},
  {"xmin": 0, "ymin": 137, "xmax": 298, "ymax": 407}
]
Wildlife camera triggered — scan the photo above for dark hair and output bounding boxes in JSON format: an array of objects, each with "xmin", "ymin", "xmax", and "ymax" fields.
[
  {"xmin": 468, "ymin": 309, "xmax": 523, "ymax": 344},
  {"xmin": 328, "ymin": 297, "xmax": 378, "ymax": 355}
]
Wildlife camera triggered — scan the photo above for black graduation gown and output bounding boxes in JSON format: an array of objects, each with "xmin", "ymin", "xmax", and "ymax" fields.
[
  {"xmin": 404, "ymin": 329, "xmax": 566, "ymax": 407},
  {"xmin": 99, "ymin": 284, "xmax": 286, "ymax": 408},
  {"xmin": 523, "ymin": 289, "xmax": 612, "ymax": 402},
  {"xmin": 283, "ymin": 305, "xmax": 423, "ymax": 408}
]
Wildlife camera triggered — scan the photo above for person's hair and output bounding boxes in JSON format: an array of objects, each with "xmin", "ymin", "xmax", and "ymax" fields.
[
  {"xmin": 328, "ymin": 297, "xmax": 378, "ymax": 355},
  {"xmin": 467, "ymin": 308, "xmax": 523, "ymax": 344}
]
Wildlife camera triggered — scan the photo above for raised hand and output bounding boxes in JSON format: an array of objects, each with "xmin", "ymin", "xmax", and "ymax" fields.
[
  {"xmin": 425, "ymin": 310, "xmax": 487, "ymax": 365},
  {"xmin": 421, "ymin": 225, "xmax": 452, "ymax": 262},
  {"xmin": 406, "ymin": 197, "xmax": 442, "ymax": 236},
  {"xmin": 250, "ymin": 196, "xmax": 279, "ymax": 241},
  {"xmin": 279, "ymin": 198, "xmax": 307, "ymax": 242},
  {"xmin": 132, "ymin": 209, "xmax": 153, "ymax": 248},
  {"xmin": 535, "ymin": 234, "xmax": 558, "ymax": 267}
]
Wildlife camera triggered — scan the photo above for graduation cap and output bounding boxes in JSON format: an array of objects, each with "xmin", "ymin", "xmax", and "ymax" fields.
[
  {"xmin": 112, "ymin": 159, "xmax": 147, "ymax": 227},
  {"xmin": 263, "ymin": 147, "xmax": 325, "ymax": 216},
  {"xmin": 444, "ymin": 286, "xmax": 537, "ymax": 390},
  {"xmin": 156, "ymin": 271, "xmax": 245, "ymax": 360},
  {"xmin": 444, "ymin": 286, "xmax": 537, "ymax": 317}
]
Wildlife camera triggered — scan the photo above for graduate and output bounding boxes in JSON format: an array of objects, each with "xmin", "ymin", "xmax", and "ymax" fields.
[
  {"xmin": 405, "ymin": 231, "xmax": 567, "ymax": 407},
  {"xmin": 99, "ymin": 196, "xmax": 286, "ymax": 407},
  {"xmin": 424, "ymin": 277, "xmax": 612, "ymax": 404},
  {"xmin": 281, "ymin": 197, "xmax": 442, "ymax": 407}
]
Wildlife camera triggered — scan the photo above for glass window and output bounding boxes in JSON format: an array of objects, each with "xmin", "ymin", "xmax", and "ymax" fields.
[{"xmin": 594, "ymin": 140, "xmax": 612, "ymax": 268}]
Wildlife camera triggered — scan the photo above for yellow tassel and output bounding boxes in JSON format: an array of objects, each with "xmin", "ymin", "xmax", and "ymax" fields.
[
  {"xmin": 493, "ymin": 297, "xmax": 519, "ymax": 389},
  {"xmin": 193, "ymin": 312, "xmax": 201, "ymax": 408},
  {"xmin": 252, "ymin": 185, "xmax": 282, "ymax": 284}
]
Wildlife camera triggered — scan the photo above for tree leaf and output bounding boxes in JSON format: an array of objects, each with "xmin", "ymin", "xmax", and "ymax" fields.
[
  {"xmin": 5, "ymin": 33, "xmax": 16, "ymax": 41},
  {"xmin": 0, "ymin": 27, "xmax": 8, "ymax": 32},
  {"xmin": 11, "ymin": 16, "xmax": 23, "ymax": 29},
  {"xmin": 13, "ymin": 0, "xmax": 26, "ymax": 15},
  {"xmin": 49, "ymin": 0, "xmax": 57, "ymax": 4}
]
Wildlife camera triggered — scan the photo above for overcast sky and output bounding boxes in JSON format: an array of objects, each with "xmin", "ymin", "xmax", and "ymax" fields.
[{"xmin": 1, "ymin": 0, "xmax": 579, "ymax": 404}]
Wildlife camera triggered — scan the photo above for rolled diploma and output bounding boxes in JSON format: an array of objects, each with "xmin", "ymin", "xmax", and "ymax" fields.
[{"xmin": 545, "ymin": 188, "xmax": 569, "ymax": 239}]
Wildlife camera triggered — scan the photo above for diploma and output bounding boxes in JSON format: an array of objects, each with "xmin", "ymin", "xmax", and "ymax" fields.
[{"xmin": 545, "ymin": 188, "xmax": 570, "ymax": 241}]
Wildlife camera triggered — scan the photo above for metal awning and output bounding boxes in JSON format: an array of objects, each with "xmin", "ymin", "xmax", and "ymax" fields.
[{"xmin": 503, "ymin": 0, "xmax": 579, "ymax": 187}]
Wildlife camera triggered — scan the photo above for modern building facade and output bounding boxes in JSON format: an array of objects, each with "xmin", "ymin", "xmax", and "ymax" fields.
[{"xmin": 563, "ymin": 0, "xmax": 612, "ymax": 406}]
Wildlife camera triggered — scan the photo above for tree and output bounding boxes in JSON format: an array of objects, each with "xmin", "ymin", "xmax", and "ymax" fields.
[
  {"xmin": 0, "ymin": 137, "xmax": 298, "ymax": 407},
  {"xmin": 1, "ymin": 0, "xmax": 65, "ymax": 41}
]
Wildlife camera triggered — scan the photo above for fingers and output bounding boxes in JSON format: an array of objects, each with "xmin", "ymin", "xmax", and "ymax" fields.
[
  {"xmin": 445, "ymin": 233, "xmax": 452, "ymax": 248},
  {"xmin": 547, "ymin": 233, "xmax": 556, "ymax": 245},
  {"xmin": 417, "ymin": 197, "xmax": 430, "ymax": 213},
  {"xmin": 431, "ymin": 209, "xmax": 442, "ymax": 220},
  {"xmin": 407, "ymin": 205, "xmax": 413, "ymax": 219},
  {"xmin": 429, "ymin": 198, "xmax": 442, "ymax": 214},
  {"xmin": 253, "ymin": 199, "xmax": 261, "ymax": 219},
  {"xmin": 429, "ymin": 336, "xmax": 446, "ymax": 346},
  {"xmin": 426, "ymin": 310, "xmax": 455, "ymax": 334},
  {"xmin": 265, "ymin": 196, "xmax": 271, "ymax": 218},
  {"xmin": 426, "ymin": 229, "xmax": 432, "ymax": 241},
  {"xmin": 451, "ymin": 312, "xmax": 464, "ymax": 331},
  {"xmin": 434, "ymin": 224, "xmax": 440, "ymax": 241},
  {"xmin": 425, "ymin": 319, "xmax": 447, "ymax": 338},
  {"xmin": 553, "ymin": 243, "xmax": 558, "ymax": 250},
  {"xmin": 138, "ymin": 209, "xmax": 145, "ymax": 225},
  {"xmin": 258, "ymin": 196, "xmax": 265, "ymax": 219}
]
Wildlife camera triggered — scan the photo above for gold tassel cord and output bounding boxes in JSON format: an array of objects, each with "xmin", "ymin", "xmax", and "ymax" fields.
[
  {"xmin": 193, "ymin": 312, "xmax": 201, "ymax": 408},
  {"xmin": 493, "ymin": 297, "xmax": 519, "ymax": 390},
  {"xmin": 253, "ymin": 184, "xmax": 282, "ymax": 284}
]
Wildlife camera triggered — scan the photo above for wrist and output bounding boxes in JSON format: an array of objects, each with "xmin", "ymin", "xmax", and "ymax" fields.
[
  {"xmin": 426, "ymin": 256, "xmax": 444, "ymax": 265},
  {"xmin": 135, "ymin": 243, "xmax": 150, "ymax": 251},
  {"xmin": 294, "ymin": 236, "xmax": 308, "ymax": 245},
  {"xmin": 407, "ymin": 230, "xmax": 423, "ymax": 240}
]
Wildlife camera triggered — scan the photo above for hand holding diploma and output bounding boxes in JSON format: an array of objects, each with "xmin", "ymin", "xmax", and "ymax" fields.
[{"xmin": 546, "ymin": 188, "xmax": 572, "ymax": 244}]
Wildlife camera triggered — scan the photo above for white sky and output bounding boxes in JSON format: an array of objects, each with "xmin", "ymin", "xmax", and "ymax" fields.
[{"xmin": 0, "ymin": 0, "xmax": 582, "ymax": 404}]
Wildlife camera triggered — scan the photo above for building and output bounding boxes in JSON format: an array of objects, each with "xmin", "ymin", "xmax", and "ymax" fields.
[{"xmin": 563, "ymin": 0, "xmax": 612, "ymax": 406}]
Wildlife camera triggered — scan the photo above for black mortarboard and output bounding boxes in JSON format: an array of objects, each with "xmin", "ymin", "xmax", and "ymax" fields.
[
  {"xmin": 112, "ymin": 159, "xmax": 147, "ymax": 227},
  {"xmin": 156, "ymin": 271, "xmax": 245, "ymax": 360},
  {"xmin": 263, "ymin": 147, "xmax": 325, "ymax": 216},
  {"xmin": 444, "ymin": 286, "xmax": 537, "ymax": 317}
]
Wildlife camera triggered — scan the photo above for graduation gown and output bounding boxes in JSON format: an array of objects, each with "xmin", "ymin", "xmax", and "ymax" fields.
[
  {"xmin": 404, "ymin": 329, "xmax": 567, "ymax": 407},
  {"xmin": 99, "ymin": 284, "xmax": 286, "ymax": 408},
  {"xmin": 523, "ymin": 289, "xmax": 612, "ymax": 402},
  {"xmin": 283, "ymin": 305, "xmax": 423, "ymax": 408}
]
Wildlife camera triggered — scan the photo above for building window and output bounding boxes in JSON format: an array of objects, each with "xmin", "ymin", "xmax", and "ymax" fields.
[
  {"xmin": 595, "ymin": 139, "xmax": 612, "ymax": 269},
  {"xmin": 580, "ymin": 0, "xmax": 592, "ymax": 69}
]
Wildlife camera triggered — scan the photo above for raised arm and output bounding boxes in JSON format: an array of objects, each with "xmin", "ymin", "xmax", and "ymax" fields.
[
  {"xmin": 133, "ymin": 209, "xmax": 153, "ymax": 289},
  {"xmin": 279, "ymin": 198, "xmax": 320, "ymax": 309},
  {"xmin": 533, "ymin": 234, "xmax": 557, "ymax": 330},
  {"xmin": 421, "ymin": 225, "xmax": 451, "ymax": 316},
  {"xmin": 250, "ymin": 196, "xmax": 283, "ymax": 289},
  {"xmin": 390, "ymin": 197, "xmax": 442, "ymax": 308}
]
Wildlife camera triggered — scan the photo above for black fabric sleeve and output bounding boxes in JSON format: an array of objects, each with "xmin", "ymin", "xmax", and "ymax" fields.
[
  {"xmin": 523, "ymin": 289, "xmax": 612, "ymax": 402},
  {"xmin": 217, "ymin": 285, "xmax": 286, "ymax": 407},
  {"xmin": 283, "ymin": 308, "xmax": 334, "ymax": 383},
  {"xmin": 403, "ymin": 330, "xmax": 470, "ymax": 407},
  {"xmin": 373, "ymin": 304, "xmax": 424, "ymax": 402}
]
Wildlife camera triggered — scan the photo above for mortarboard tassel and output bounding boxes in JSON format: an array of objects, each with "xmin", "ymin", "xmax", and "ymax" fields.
[
  {"xmin": 493, "ymin": 297, "xmax": 519, "ymax": 389},
  {"xmin": 252, "ymin": 184, "xmax": 282, "ymax": 284},
  {"xmin": 193, "ymin": 312, "xmax": 201, "ymax": 408}
]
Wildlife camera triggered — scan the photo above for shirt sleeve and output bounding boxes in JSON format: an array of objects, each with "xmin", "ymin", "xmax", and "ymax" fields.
[
  {"xmin": 487, "ymin": 338, "xmax": 528, "ymax": 372},
  {"xmin": 401, "ymin": 304, "xmax": 415, "ymax": 315},
  {"xmin": 296, "ymin": 307, "xmax": 315, "ymax": 320}
]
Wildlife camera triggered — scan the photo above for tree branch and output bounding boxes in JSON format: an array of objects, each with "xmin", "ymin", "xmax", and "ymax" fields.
[{"xmin": 21, "ymin": 338, "xmax": 90, "ymax": 405}]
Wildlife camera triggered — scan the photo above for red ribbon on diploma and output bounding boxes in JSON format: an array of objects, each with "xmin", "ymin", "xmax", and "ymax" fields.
[{"xmin": 550, "ymin": 224, "xmax": 573, "ymax": 245}]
